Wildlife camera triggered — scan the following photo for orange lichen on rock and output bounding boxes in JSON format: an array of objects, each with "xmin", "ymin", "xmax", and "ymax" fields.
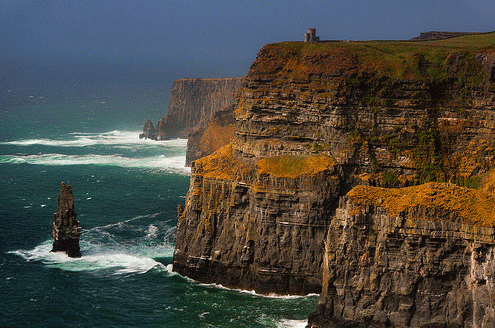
[
  {"xmin": 195, "ymin": 144, "xmax": 336, "ymax": 181},
  {"xmin": 348, "ymin": 174, "xmax": 495, "ymax": 226},
  {"xmin": 256, "ymin": 154, "xmax": 335, "ymax": 178},
  {"xmin": 199, "ymin": 121, "xmax": 235, "ymax": 155},
  {"xmin": 193, "ymin": 144, "xmax": 241, "ymax": 180}
]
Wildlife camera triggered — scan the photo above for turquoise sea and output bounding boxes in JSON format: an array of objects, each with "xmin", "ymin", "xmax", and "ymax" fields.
[{"xmin": 0, "ymin": 65, "xmax": 317, "ymax": 327}]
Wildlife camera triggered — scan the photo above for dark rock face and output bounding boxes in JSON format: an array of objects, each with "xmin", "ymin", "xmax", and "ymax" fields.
[
  {"xmin": 139, "ymin": 119, "xmax": 157, "ymax": 140},
  {"xmin": 174, "ymin": 149, "xmax": 340, "ymax": 294},
  {"xmin": 185, "ymin": 104, "xmax": 236, "ymax": 166},
  {"xmin": 308, "ymin": 195, "xmax": 495, "ymax": 328},
  {"xmin": 140, "ymin": 77, "xmax": 243, "ymax": 141},
  {"xmin": 51, "ymin": 183, "xmax": 81, "ymax": 258}
]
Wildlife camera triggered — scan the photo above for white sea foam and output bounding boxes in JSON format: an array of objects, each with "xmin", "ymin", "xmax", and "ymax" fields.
[
  {"xmin": 165, "ymin": 263, "xmax": 175, "ymax": 274},
  {"xmin": 2, "ymin": 130, "xmax": 188, "ymax": 149},
  {"xmin": 277, "ymin": 319, "xmax": 308, "ymax": 328},
  {"xmin": 1, "ymin": 153, "xmax": 190, "ymax": 174},
  {"xmin": 194, "ymin": 280, "xmax": 319, "ymax": 299},
  {"xmin": 1, "ymin": 130, "xmax": 190, "ymax": 174},
  {"xmin": 145, "ymin": 224, "xmax": 159, "ymax": 239},
  {"xmin": 9, "ymin": 242, "xmax": 165, "ymax": 275},
  {"xmin": 9, "ymin": 215, "xmax": 176, "ymax": 275}
]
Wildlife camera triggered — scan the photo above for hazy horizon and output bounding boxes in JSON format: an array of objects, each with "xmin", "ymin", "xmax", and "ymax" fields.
[
  {"xmin": 2, "ymin": 1, "xmax": 494, "ymax": 77},
  {"xmin": 1, "ymin": 0, "xmax": 494, "ymax": 121}
]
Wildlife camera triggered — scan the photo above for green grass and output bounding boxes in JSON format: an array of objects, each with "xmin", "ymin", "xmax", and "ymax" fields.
[
  {"xmin": 262, "ymin": 32, "xmax": 495, "ymax": 81},
  {"xmin": 273, "ymin": 32, "xmax": 495, "ymax": 53}
]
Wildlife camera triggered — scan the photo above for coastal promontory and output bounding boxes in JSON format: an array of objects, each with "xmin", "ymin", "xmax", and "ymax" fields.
[{"xmin": 173, "ymin": 32, "xmax": 495, "ymax": 326}]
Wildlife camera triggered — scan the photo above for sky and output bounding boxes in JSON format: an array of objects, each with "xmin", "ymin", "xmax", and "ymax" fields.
[{"xmin": 1, "ymin": 0, "xmax": 494, "ymax": 81}]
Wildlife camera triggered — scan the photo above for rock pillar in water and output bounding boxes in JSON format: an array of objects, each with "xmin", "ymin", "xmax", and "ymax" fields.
[{"xmin": 51, "ymin": 182, "xmax": 82, "ymax": 257}]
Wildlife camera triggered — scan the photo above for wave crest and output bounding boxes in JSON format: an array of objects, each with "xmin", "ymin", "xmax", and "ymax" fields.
[
  {"xmin": 2, "ymin": 130, "xmax": 188, "ymax": 148},
  {"xmin": 0, "ymin": 153, "xmax": 190, "ymax": 174}
]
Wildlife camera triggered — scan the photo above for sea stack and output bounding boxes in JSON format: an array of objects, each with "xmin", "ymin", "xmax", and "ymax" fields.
[{"xmin": 51, "ymin": 182, "xmax": 82, "ymax": 257}]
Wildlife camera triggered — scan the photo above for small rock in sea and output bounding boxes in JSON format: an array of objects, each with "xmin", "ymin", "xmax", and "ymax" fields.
[{"xmin": 51, "ymin": 182, "xmax": 82, "ymax": 258}]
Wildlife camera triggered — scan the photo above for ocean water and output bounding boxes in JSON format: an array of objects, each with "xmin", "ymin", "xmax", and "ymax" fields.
[{"xmin": 0, "ymin": 73, "xmax": 317, "ymax": 327}]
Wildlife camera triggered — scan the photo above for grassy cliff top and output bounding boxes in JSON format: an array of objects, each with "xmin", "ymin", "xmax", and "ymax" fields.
[
  {"xmin": 273, "ymin": 32, "xmax": 495, "ymax": 53},
  {"xmin": 249, "ymin": 32, "xmax": 495, "ymax": 81},
  {"xmin": 347, "ymin": 171, "xmax": 495, "ymax": 226}
]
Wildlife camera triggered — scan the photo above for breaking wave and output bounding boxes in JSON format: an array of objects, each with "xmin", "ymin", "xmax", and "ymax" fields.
[
  {"xmin": 10, "ymin": 242, "xmax": 165, "ymax": 275},
  {"xmin": 8, "ymin": 214, "xmax": 176, "ymax": 275},
  {"xmin": 2, "ymin": 130, "xmax": 187, "ymax": 149},
  {"xmin": 277, "ymin": 320, "xmax": 309, "ymax": 328},
  {"xmin": 0, "ymin": 130, "xmax": 190, "ymax": 174},
  {"xmin": 0, "ymin": 153, "xmax": 190, "ymax": 174}
]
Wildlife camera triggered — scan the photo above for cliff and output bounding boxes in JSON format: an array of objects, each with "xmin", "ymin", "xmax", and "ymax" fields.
[
  {"xmin": 173, "ymin": 33, "xmax": 495, "ymax": 325},
  {"xmin": 308, "ymin": 181, "xmax": 495, "ymax": 327},
  {"xmin": 174, "ymin": 144, "xmax": 340, "ymax": 294},
  {"xmin": 140, "ymin": 77, "xmax": 243, "ymax": 140}
]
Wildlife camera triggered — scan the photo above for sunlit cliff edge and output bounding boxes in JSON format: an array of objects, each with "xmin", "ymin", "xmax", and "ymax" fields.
[{"xmin": 173, "ymin": 33, "xmax": 495, "ymax": 327}]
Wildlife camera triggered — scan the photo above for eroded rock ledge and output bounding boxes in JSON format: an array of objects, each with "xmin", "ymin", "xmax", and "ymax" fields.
[
  {"xmin": 140, "ymin": 77, "xmax": 243, "ymax": 165},
  {"xmin": 141, "ymin": 77, "xmax": 243, "ymax": 140}
]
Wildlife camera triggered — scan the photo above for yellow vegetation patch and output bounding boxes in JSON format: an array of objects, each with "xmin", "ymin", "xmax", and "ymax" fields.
[
  {"xmin": 348, "ymin": 174, "xmax": 495, "ymax": 226},
  {"xmin": 256, "ymin": 155, "xmax": 335, "ymax": 178}
]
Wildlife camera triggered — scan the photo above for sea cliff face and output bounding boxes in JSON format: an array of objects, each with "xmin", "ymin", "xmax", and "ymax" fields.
[
  {"xmin": 141, "ymin": 77, "xmax": 243, "ymax": 139},
  {"xmin": 140, "ymin": 77, "xmax": 243, "ymax": 165},
  {"xmin": 232, "ymin": 40, "xmax": 495, "ymax": 187},
  {"xmin": 308, "ymin": 183, "xmax": 495, "ymax": 327},
  {"xmin": 185, "ymin": 104, "xmax": 236, "ymax": 166},
  {"xmin": 173, "ymin": 33, "xmax": 495, "ymax": 325},
  {"xmin": 174, "ymin": 145, "xmax": 340, "ymax": 294}
]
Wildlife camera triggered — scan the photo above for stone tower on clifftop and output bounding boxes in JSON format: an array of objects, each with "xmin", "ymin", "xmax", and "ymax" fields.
[{"xmin": 304, "ymin": 28, "xmax": 319, "ymax": 42}]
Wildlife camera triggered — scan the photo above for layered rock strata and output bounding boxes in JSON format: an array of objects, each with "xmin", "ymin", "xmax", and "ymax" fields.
[
  {"xmin": 308, "ymin": 183, "xmax": 495, "ymax": 327},
  {"xmin": 140, "ymin": 77, "xmax": 243, "ymax": 140},
  {"xmin": 174, "ymin": 145, "xmax": 340, "ymax": 294},
  {"xmin": 173, "ymin": 33, "xmax": 495, "ymax": 323},
  {"xmin": 231, "ymin": 41, "xmax": 495, "ymax": 187},
  {"xmin": 51, "ymin": 182, "xmax": 81, "ymax": 258}
]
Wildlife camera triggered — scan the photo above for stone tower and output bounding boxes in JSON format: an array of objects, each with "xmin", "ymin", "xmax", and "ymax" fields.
[{"xmin": 304, "ymin": 28, "xmax": 319, "ymax": 42}]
